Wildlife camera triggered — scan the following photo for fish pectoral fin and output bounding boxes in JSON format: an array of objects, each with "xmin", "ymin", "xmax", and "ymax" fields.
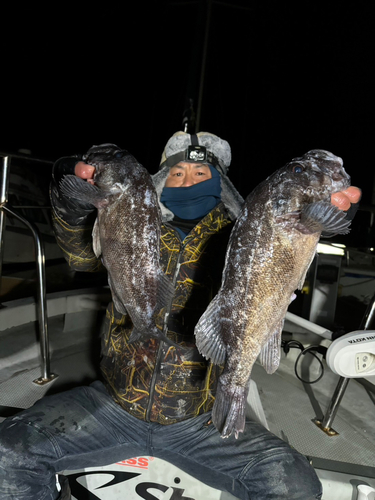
[
  {"xmin": 300, "ymin": 201, "xmax": 351, "ymax": 237},
  {"xmin": 258, "ymin": 321, "xmax": 284, "ymax": 374},
  {"xmin": 60, "ymin": 174, "xmax": 107, "ymax": 208},
  {"xmin": 194, "ymin": 296, "xmax": 227, "ymax": 365}
]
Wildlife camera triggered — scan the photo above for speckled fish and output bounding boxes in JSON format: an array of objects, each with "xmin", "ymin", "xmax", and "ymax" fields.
[
  {"xmin": 60, "ymin": 144, "xmax": 174, "ymax": 345},
  {"xmin": 195, "ymin": 150, "xmax": 352, "ymax": 438}
]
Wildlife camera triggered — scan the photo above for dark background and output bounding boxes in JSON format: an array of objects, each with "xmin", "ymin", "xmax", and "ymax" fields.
[{"xmin": 1, "ymin": 1, "xmax": 374, "ymax": 207}]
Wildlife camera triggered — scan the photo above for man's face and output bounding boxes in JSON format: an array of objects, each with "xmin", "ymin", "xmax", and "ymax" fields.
[{"xmin": 164, "ymin": 162, "xmax": 212, "ymax": 188}]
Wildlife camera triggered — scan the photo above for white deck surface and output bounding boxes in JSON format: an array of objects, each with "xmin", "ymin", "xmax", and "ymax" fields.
[{"xmin": 0, "ymin": 290, "xmax": 375, "ymax": 499}]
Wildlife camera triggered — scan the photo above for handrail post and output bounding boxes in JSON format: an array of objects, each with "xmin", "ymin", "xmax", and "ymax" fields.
[
  {"xmin": 314, "ymin": 292, "xmax": 375, "ymax": 435},
  {"xmin": 0, "ymin": 156, "xmax": 11, "ymax": 280},
  {"xmin": 0, "ymin": 155, "xmax": 56, "ymax": 384}
]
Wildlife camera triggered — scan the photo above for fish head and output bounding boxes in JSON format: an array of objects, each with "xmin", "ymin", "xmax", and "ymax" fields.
[
  {"xmin": 272, "ymin": 149, "xmax": 351, "ymax": 213},
  {"xmin": 83, "ymin": 144, "xmax": 135, "ymax": 192}
]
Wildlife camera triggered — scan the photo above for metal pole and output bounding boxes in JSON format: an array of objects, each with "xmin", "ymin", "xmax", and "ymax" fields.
[
  {"xmin": 317, "ymin": 377, "xmax": 350, "ymax": 434},
  {"xmin": 195, "ymin": 0, "xmax": 212, "ymax": 132},
  {"xmin": 2, "ymin": 204, "xmax": 54, "ymax": 383},
  {"xmin": 359, "ymin": 294, "xmax": 375, "ymax": 331},
  {"xmin": 315, "ymin": 292, "xmax": 375, "ymax": 435},
  {"xmin": 0, "ymin": 156, "xmax": 11, "ymax": 280},
  {"xmin": 1, "ymin": 154, "xmax": 55, "ymax": 383}
]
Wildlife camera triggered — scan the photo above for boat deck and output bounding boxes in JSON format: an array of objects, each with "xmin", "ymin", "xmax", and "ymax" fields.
[{"xmin": 0, "ymin": 289, "xmax": 374, "ymax": 499}]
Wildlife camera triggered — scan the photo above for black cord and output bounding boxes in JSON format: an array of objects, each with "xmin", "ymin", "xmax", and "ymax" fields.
[
  {"xmin": 281, "ymin": 340, "xmax": 327, "ymax": 384},
  {"xmin": 294, "ymin": 347, "xmax": 325, "ymax": 384}
]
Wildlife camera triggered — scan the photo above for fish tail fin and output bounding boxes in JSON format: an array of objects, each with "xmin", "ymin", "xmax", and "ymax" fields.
[
  {"xmin": 156, "ymin": 271, "xmax": 183, "ymax": 349},
  {"xmin": 213, "ymin": 379, "xmax": 248, "ymax": 439},
  {"xmin": 301, "ymin": 201, "xmax": 351, "ymax": 237},
  {"xmin": 60, "ymin": 175, "xmax": 104, "ymax": 207},
  {"xmin": 127, "ymin": 270, "xmax": 183, "ymax": 350},
  {"xmin": 194, "ymin": 295, "xmax": 227, "ymax": 365},
  {"xmin": 128, "ymin": 328, "xmax": 143, "ymax": 343}
]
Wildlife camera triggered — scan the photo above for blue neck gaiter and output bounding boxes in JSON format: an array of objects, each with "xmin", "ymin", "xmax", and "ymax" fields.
[{"xmin": 160, "ymin": 165, "xmax": 222, "ymax": 221}]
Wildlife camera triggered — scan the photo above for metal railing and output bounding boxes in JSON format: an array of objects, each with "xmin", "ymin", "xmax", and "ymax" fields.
[
  {"xmin": 314, "ymin": 292, "xmax": 375, "ymax": 435},
  {"xmin": 0, "ymin": 154, "xmax": 56, "ymax": 384}
]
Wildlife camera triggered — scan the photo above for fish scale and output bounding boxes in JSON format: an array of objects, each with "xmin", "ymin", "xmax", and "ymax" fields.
[
  {"xmin": 60, "ymin": 144, "xmax": 175, "ymax": 347},
  {"xmin": 194, "ymin": 149, "xmax": 353, "ymax": 438}
]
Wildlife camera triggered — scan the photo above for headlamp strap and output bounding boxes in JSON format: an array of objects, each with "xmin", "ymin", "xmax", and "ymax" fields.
[{"xmin": 190, "ymin": 134, "xmax": 199, "ymax": 146}]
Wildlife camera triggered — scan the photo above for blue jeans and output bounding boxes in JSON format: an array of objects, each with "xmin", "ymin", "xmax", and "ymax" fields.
[{"xmin": 0, "ymin": 381, "xmax": 322, "ymax": 500}]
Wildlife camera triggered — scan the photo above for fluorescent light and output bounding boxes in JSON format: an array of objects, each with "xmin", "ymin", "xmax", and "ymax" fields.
[{"xmin": 317, "ymin": 243, "xmax": 345, "ymax": 256}]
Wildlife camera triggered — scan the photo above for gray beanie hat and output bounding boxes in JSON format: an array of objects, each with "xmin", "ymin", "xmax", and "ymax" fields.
[
  {"xmin": 153, "ymin": 131, "xmax": 244, "ymax": 223},
  {"xmin": 159, "ymin": 131, "xmax": 231, "ymax": 175}
]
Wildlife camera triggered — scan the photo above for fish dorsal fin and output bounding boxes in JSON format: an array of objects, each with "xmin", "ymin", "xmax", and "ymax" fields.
[
  {"xmin": 194, "ymin": 295, "xmax": 227, "ymax": 365},
  {"xmin": 301, "ymin": 201, "xmax": 351, "ymax": 237},
  {"xmin": 258, "ymin": 320, "xmax": 284, "ymax": 374}
]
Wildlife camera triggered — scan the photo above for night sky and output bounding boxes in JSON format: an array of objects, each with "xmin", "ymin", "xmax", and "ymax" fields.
[{"xmin": 2, "ymin": 1, "xmax": 374, "ymax": 210}]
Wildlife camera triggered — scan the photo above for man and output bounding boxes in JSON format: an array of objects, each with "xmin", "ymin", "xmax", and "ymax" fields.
[{"xmin": 0, "ymin": 131, "xmax": 358, "ymax": 499}]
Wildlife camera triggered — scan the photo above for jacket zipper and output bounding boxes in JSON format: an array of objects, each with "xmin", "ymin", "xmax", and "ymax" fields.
[{"xmin": 145, "ymin": 229, "xmax": 183, "ymax": 422}]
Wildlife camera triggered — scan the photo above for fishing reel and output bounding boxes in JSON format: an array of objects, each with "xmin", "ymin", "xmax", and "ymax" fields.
[{"xmin": 326, "ymin": 330, "xmax": 375, "ymax": 378}]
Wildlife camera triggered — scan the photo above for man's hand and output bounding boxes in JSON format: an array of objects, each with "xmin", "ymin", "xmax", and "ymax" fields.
[
  {"xmin": 75, "ymin": 161, "xmax": 96, "ymax": 183},
  {"xmin": 331, "ymin": 186, "xmax": 361, "ymax": 211}
]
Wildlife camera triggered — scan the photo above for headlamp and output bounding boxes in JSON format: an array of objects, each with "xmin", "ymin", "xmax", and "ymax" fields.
[{"xmin": 186, "ymin": 145, "xmax": 207, "ymax": 163}]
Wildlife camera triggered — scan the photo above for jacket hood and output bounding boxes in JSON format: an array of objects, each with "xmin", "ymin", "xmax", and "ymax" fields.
[
  {"xmin": 152, "ymin": 165, "xmax": 244, "ymax": 222},
  {"xmin": 159, "ymin": 131, "xmax": 231, "ymax": 175}
]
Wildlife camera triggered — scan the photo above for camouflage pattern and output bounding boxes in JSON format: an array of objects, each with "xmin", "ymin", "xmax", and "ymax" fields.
[
  {"xmin": 52, "ymin": 202, "xmax": 232, "ymax": 424},
  {"xmin": 52, "ymin": 211, "xmax": 104, "ymax": 272}
]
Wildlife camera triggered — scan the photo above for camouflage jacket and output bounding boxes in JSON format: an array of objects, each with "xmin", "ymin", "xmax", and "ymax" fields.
[{"xmin": 51, "ymin": 178, "xmax": 233, "ymax": 424}]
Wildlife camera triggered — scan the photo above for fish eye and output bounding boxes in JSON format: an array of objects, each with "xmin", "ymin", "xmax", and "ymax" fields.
[
  {"xmin": 115, "ymin": 151, "xmax": 125, "ymax": 158},
  {"xmin": 292, "ymin": 164, "xmax": 304, "ymax": 173}
]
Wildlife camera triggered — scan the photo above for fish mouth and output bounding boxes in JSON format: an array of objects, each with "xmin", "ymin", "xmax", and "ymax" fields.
[
  {"xmin": 304, "ymin": 150, "xmax": 351, "ymax": 188},
  {"xmin": 90, "ymin": 169, "xmax": 102, "ymax": 186}
]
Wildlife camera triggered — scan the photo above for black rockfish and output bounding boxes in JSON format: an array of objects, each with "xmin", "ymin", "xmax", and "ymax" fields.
[
  {"xmin": 60, "ymin": 144, "xmax": 174, "ymax": 345},
  {"xmin": 195, "ymin": 150, "xmax": 353, "ymax": 438}
]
